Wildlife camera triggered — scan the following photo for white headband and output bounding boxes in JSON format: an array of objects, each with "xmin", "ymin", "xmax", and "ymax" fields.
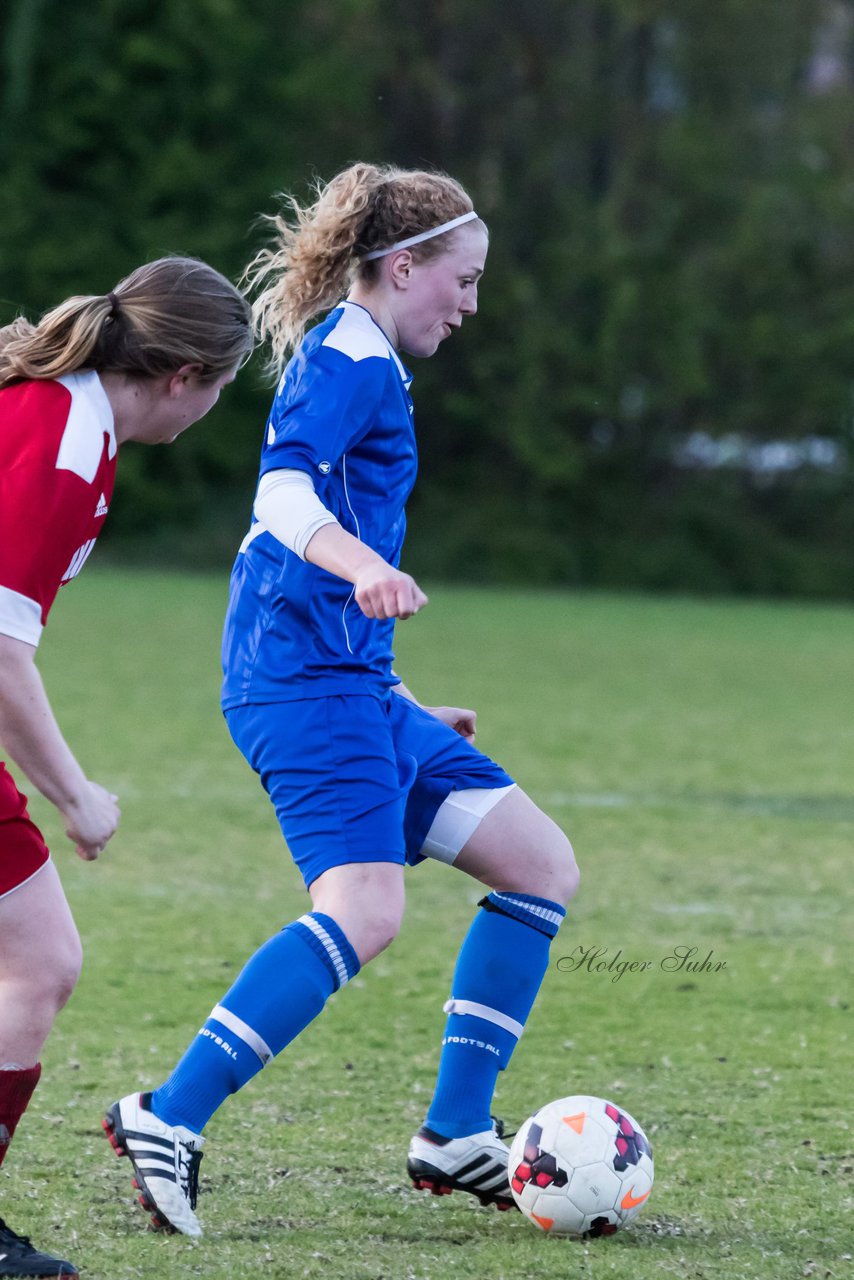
[{"xmin": 361, "ymin": 210, "xmax": 479, "ymax": 261}]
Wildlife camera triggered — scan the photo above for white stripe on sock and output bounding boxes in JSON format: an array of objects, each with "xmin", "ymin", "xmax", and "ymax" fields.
[
  {"xmin": 297, "ymin": 914, "xmax": 350, "ymax": 987},
  {"xmin": 492, "ymin": 892, "xmax": 564, "ymax": 930},
  {"xmin": 210, "ymin": 1004, "xmax": 273, "ymax": 1066},
  {"xmin": 443, "ymin": 997, "xmax": 524, "ymax": 1040}
]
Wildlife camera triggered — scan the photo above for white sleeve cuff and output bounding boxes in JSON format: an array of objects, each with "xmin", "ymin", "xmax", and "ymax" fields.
[
  {"xmin": 0, "ymin": 586, "xmax": 43, "ymax": 647},
  {"xmin": 253, "ymin": 468, "xmax": 340, "ymax": 561}
]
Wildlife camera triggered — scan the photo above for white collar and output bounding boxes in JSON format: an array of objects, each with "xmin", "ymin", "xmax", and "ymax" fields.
[{"xmin": 57, "ymin": 369, "xmax": 118, "ymax": 459}]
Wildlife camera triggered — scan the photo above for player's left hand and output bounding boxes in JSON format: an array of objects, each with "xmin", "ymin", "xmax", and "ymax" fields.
[{"xmin": 427, "ymin": 705, "xmax": 477, "ymax": 743}]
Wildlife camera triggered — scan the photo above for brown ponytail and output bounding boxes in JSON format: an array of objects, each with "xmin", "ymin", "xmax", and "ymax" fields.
[{"xmin": 0, "ymin": 256, "xmax": 252, "ymax": 390}]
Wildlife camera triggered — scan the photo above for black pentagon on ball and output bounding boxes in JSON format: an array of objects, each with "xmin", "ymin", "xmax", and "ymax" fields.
[
  {"xmin": 513, "ymin": 1122, "xmax": 569, "ymax": 1190},
  {"xmin": 586, "ymin": 1215, "xmax": 619, "ymax": 1238}
]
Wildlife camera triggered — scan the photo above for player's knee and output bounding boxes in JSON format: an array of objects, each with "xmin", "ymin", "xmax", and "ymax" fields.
[
  {"xmin": 316, "ymin": 895, "xmax": 404, "ymax": 965},
  {"xmin": 510, "ymin": 828, "xmax": 579, "ymax": 907},
  {"xmin": 41, "ymin": 931, "xmax": 83, "ymax": 1012},
  {"xmin": 2, "ymin": 926, "xmax": 82, "ymax": 1014},
  {"xmin": 556, "ymin": 835, "xmax": 580, "ymax": 906},
  {"xmin": 354, "ymin": 905, "xmax": 403, "ymax": 965},
  {"xmin": 538, "ymin": 819, "xmax": 579, "ymax": 906},
  {"xmin": 310, "ymin": 863, "xmax": 406, "ymax": 966}
]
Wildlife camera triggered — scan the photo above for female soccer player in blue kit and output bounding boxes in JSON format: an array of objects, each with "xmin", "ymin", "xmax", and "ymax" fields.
[{"xmin": 105, "ymin": 163, "xmax": 579, "ymax": 1238}]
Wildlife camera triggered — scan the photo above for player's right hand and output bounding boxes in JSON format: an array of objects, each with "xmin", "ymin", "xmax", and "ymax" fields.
[
  {"xmin": 354, "ymin": 563, "xmax": 428, "ymax": 620},
  {"xmin": 62, "ymin": 781, "xmax": 121, "ymax": 861}
]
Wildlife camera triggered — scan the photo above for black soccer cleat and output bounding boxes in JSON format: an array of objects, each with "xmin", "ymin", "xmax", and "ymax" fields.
[
  {"xmin": 407, "ymin": 1123, "xmax": 516, "ymax": 1210},
  {"xmin": 0, "ymin": 1218, "xmax": 78, "ymax": 1278}
]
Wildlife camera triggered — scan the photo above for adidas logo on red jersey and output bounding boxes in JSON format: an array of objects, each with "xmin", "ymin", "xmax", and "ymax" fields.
[{"xmin": 95, "ymin": 493, "xmax": 109, "ymax": 517}]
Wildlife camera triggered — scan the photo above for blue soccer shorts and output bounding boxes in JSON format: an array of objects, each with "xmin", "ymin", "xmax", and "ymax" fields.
[{"xmin": 225, "ymin": 691, "xmax": 515, "ymax": 888}]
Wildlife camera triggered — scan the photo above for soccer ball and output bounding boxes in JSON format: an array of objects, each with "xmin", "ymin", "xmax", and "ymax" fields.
[{"xmin": 508, "ymin": 1094, "xmax": 653, "ymax": 1237}]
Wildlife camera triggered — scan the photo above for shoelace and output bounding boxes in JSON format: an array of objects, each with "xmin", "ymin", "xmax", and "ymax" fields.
[
  {"xmin": 492, "ymin": 1116, "xmax": 516, "ymax": 1143},
  {"xmin": 177, "ymin": 1148, "xmax": 204, "ymax": 1209}
]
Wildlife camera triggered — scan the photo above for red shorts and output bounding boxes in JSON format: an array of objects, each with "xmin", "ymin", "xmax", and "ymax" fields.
[{"xmin": 0, "ymin": 762, "xmax": 50, "ymax": 899}]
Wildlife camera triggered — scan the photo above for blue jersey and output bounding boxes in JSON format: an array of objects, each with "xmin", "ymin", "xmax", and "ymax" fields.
[{"xmin": 221, "ymin": 302, "xmax": 417, "ymax": 708}]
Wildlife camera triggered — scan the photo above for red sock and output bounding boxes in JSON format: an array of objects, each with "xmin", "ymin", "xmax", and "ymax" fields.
[{"xmin": 0, "ymin": 1064, "xmax": 41, "ymax": 1169}]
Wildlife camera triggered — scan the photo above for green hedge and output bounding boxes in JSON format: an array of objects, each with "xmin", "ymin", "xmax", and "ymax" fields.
[{"xmin": 3, "ymin": 0, "xmax": 853, "ymax": 594}]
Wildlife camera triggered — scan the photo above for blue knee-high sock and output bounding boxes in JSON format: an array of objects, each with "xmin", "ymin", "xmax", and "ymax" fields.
[
  {"xmin": 151, "ymin": 913, "xmax": 359, "ymax": 1133},
  {"xmin": 425, "ymin": 892, "xmax": 565, "ymax": 1140}
]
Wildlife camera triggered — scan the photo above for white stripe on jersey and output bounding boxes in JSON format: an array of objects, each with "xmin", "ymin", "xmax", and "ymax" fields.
[
  {"xmin": 0, "ymin": 585, "xmax": 43, "ymax": 647},
  {"xmin": 340, "ymin": 454, "xmax": 360, "ymax": 656},
  {"xmin": 321, "ymin": 302, "xmax": 411, "ymax": 385},
  {"xmin": 238, "ymin": 522, "xmax": 267, "ymax": 555},
  {"xmin": 55, "ymin": 371, "xmax": 116, "ymax": 481},
  {"xmin": 62, "ymin": 539, "xmax": 97, "ymax": 583}
]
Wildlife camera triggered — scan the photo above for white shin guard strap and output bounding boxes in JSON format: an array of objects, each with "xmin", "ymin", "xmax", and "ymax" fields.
[{"xmin": 443, "ymin": 997, "xmax": 524, "ymax": 1041}]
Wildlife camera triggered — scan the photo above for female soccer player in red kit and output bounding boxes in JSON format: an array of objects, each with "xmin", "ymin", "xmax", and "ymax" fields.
[{"xmin": 0, "ymin": 257, "xmax": 252, "ymax": 1279}]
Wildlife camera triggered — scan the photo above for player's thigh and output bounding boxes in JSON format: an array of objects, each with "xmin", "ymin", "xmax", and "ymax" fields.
[
  {"xmin": 0, "ymin": 860, "xmax": 82, "ymax": 984},
  {"xmin": 309, "ymin": 860, "xmax": 406, "ymax": 964},
  {"xmin": 390, "ymin": 695, "xmax": 514, "ymax": 860},
  {"xmin": 453, "ymin": 785, "xmax": 579, "ymax": 905}
]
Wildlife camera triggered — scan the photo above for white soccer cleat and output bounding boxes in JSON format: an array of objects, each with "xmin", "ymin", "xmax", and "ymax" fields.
[
  {"xmin": 103, "ymin": 1092, "xmax": 205, "ymax": 1237},
  {"xmin": 407, "ymin": 1123, "xmax": 516, "ymax": 1210}
]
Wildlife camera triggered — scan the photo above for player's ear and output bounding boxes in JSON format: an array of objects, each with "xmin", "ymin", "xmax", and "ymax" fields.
[
  {"xmin": 167, "ymin": 363, "xmax": 204, "ymax": 395},
  {"xmin": 388, "ymin": 250, "xmax": 413, "ymax": 290}
]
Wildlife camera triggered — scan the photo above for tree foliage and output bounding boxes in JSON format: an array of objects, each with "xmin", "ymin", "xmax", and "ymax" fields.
[{"xmin": 2, "ymin": 0, "xmax": 853, "ymax": 593}]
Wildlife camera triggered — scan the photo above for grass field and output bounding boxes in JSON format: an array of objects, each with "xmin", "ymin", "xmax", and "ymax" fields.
[{"xmin": 4, "ymin": 570, "xmax": 853, "ymax": 1280}]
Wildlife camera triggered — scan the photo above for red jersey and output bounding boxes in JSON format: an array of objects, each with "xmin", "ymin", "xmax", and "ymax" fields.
[{"xmin": 0, "ymin": 371, "xmax": 117, "ymax": 648}]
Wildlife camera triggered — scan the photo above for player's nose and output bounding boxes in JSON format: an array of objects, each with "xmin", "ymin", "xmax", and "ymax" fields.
[{"xmin": 461, "ymin": 285, "xmax": 478, "ymax": 316}]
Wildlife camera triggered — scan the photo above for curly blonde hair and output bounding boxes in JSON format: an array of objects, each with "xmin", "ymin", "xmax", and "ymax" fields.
[
  {"xmin": 243, "ymin": 163, "xmax": 481, "ymax": 374},
  {"xmin": 0, "ymin": 257, "xmax": 252, "ymax": 390}
]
